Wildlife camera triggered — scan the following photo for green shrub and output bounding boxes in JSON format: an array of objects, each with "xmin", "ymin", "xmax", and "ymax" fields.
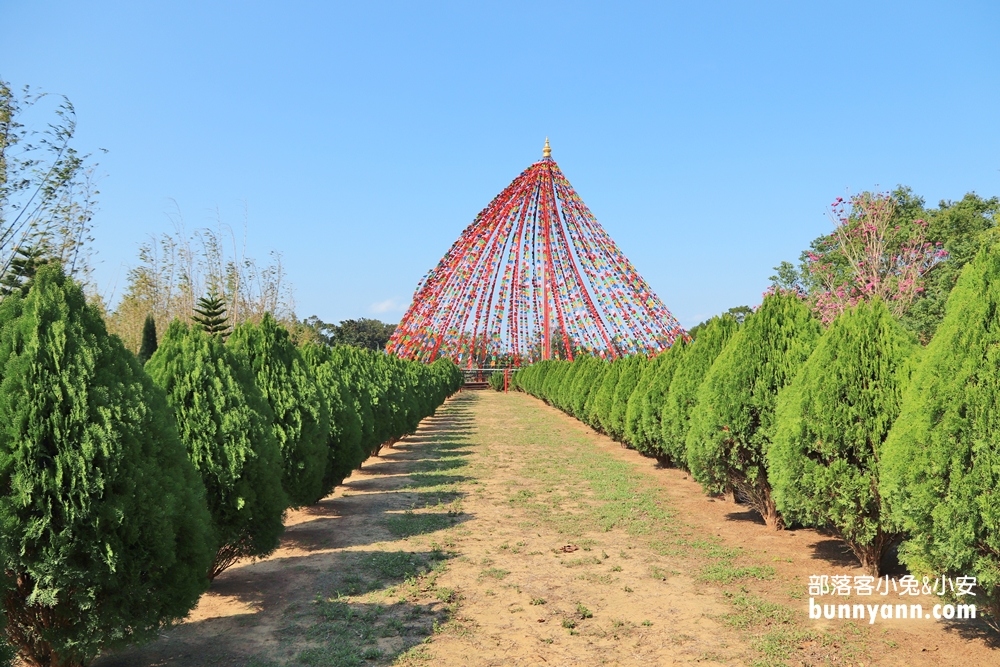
[
  {"xmin": 882, "ymin": 240, "xmax": 1000, "ymax": 622},
  {"xmin": 569, "ymin": 356, "xmax": 605, "ymax": 418},
  {"xmin": 686, "ymin": 293, "xmax": 822, "ymax": 528},
  {"xmin": 635, "ymin": 342, "xmax": 687, "ymax": 456},
  {"xmin": 228, "ymin": 314, "xmax": 330, "ymax": 507},
  {"xmin": 769, "ymin": 300, "xmax": 916, "ymax": 574},
  {"xmin": 623, "ymin": 355, "xmax": 659, "ymax": 448},
  {"xmin": 590, "ymin": 358, "xmax": 625, "ymax": 433},
  {"xmin": 608, "ymin": 356, "xmax": 647, "ymax": 442},
  {"xmin": 659, "ymin": 315, "xmax": 739, "ymax": 466},
  {"xmin": 488, "ymin": 371, "xmax": 505, "ymax": 391},
  {"xmin": 147, "ymin": 321, "xmax": 289, "ymax": 579},
  {"xmin": 0, "ymin": 266, "xmax": 213, "ymax": 666},
  {"xmin": 580, "ymin": 358, "xmax": 609, "ymax": 425}
]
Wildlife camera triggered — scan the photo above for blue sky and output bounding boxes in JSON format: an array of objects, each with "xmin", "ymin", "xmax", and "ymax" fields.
[{"xmin": 4, "ymin": 1, "xmax": 999, "ymax": 328}]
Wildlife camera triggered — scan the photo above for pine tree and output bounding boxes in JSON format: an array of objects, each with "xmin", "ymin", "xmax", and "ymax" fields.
[
  {"xmin": 146, "ymin": 321, "xmax": 289, "ymax": 579},
  {"xmin": 193, "ymin": 289, "xmax": 230, "ymax": 337},
  {"xmin": 0, "ymin": 245, "xmax": 50, "ymax": 299},
  {"xmin": 686, "ymin": 293, "xmax": 822, "ymax": 528},
  {"xmin": 138, "ymin": 313, "xmax": 158, "ymax": 363},
  {"xmin": 659, "ymin": 314, "xmax": 739, "ymax": 467},
  {"xmin": 0, "ymin": 265, "xmax": 213, "ymax": 666},
  {"xmin": 769, "ymin": 300, "xmax": 916, "ymax": 575},
  {"xmin": 881, "ymin": 240, "xmax": 1000, "ymax": 625},
  {"xmin": 227, "ymin": 314, "xmax": 330, "ymax": 507}
]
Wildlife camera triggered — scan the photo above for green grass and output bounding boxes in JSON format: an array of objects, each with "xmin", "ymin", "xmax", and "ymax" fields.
[
  {"xmin": 383, "ymin": 511, "xmax": 454, "ymax": 538},
  {"xmin": 700, "ymin": 561, "xmax": 777, "ymax": 584},
  {"xmin": 478, "ymin": 567, "xmax": 510, "ymax": 581}
]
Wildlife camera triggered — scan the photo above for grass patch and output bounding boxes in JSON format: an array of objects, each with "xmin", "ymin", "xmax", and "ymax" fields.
[
  {"xmin": 479, "ymin": 567, "xmax": 510, "ymax": 581},
  {"xmin": 700, "ymin": 561, "xmax": 776, "ymax": 584},
  {"xmin": 383, "ymin": 511, "xmax": 453, "ymax": 538}
]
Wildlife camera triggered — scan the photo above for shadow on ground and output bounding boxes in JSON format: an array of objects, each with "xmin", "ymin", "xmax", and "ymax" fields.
[{"xmin": 94, "ymin": 393, "xmax": 479, "ymax": 667}]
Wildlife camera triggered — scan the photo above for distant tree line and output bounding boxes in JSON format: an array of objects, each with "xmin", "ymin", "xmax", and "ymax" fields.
[{"xmin": 299, "ymin": 315, "xmax": 396, "ymax": 350}]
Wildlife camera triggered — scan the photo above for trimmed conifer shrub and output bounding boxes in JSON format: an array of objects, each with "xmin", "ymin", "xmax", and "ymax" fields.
[
  {"xmin": 0, "ymin": 265, "xmax": 213, "ymax": 666},
  {"xmin": 327, "ymin": 346, "xmax": 377, "ymax": 457},
  {"xmin": 608, "ymin": 356, "xmax": 646, "ymax": 441},
  {"xmin": 881, "ymin": 240, "xmax": 1000, "ymax": 623},
  {"xmin": 540, "ymin": 360, "xmax": 569, "ymax": 407},
  {"xmin": 590, "ymin": 358, "xmax": 624, "ymax": 433},
  {"xmin": 569, "ymin": 356, "xmax": 605, "ymax": 418},
  {"xmin": 623, "ymin": 356, "xmax": 658, "ymax": 448},
  {"xmin": 227, "ymin": 313, "xmax": 330, "ymax": 507},
  {"xmin": 768, "ymin": 300, "xmax": 916, "ymax": 574},
  {"xmin": 300, "ymin": 342, "xmax": 369, "ymax": 489},
  {"xmin": 558, "ymin": 361, "xmax": 584, "ymax": 413},
  {"xmin": 659, "ymin": 314, "xmax": 739, "ymax": 466},
  {"xmin": 686, "ymin": 293, "xmax": 822, "ymax": 528},
  {"xmin": 635, "ymin": 342, "xmax": 687, "ymax": 456},
  {"xmin": 147, "ymin": 320, "xmax": 289, "ymax": 579}
]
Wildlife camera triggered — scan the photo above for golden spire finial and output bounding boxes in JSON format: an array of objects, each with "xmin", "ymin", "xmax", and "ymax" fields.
[{"xmin": 542, "ymin": 137, "xmax": 551, "ymax": 158}]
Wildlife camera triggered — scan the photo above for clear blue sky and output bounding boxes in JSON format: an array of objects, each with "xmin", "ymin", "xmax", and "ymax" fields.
[{"xmin": 4, "ymin": 1, "xmax": 999, "ymax": 328}]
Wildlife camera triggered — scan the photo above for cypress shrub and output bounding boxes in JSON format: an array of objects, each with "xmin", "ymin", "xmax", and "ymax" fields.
[
  {"xmin": 580, "ymin": 358, "xmax": 609, "ymax": 426},
  {"xmin": 228, "ymin": 314, "xmax": 330, "ymax": 507},
  {"xmin": 590, "ymin": 358, "xmax": 624, "ymax": 433},
  {"xmin": 659, "ymin": 315, "xmax": 739, "ymax": 466},
  {"xmin": 569, "ymin": 356, "xmax": 604, "ymax": 418},
  {"xmin": 147, "ymin": 321, "xmax": 289, "ymax": 579},
  {"xmin": 623, "ymin": 356, "xmax": 658, "ymax": 448},
  {"xmin": 768, "ymin": 300, "xmax": 916, "ymax": 574},
  {"xmin": 540, "ymin": 360, "xmax": 569, "ymax": 407},
  {"xmin": 0, "ymin": 266, "xmax": 213, "ymax": 666},
  {"xmin": 608, "ymin": 356, "xmax": 646, "ymax": 441},
  {"xmin": 686, "ymin": 293, "xmax": 822, "ymax": 528},
  {"xmin": 881, "ymin": 241, "xmax": 1000, "ymax": 622},
  {"xmin": 327, "ymin": 346, "xmax": 377, "ymax": 458},
  {"xmin": 555, "ymin": 360, "xmax": 581, "ymax": 412},
  {"xmin": 635, "ymin": 342, "xmax": 687, "ymax": 456}
]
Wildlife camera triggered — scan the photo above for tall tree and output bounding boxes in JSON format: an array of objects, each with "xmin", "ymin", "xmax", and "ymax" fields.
[
  {"xmin": 0, "ymin": 244, "xmax": 49, "ymax": 299},
  {"xmin": 329, "ymin": 318, "xmax": 396, "ymax": 350},
  {"xmin": 0, "ymin": 265, "xmax": 213, "ymax": 666},
  {"xmin": 1, "ymin": 80, "xmax": 98, "ymax": 290},
  {"xmin": 193, "ymin": 289, "xmax": 230, "ymax": 337},
  {"xmin": 137, "ymin": 313, "xmax": 158, "ymax": 363}
]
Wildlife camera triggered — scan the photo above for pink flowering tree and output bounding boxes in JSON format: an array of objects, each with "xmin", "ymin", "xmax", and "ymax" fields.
[{"xmin": 804, "ymin": 192, "xmax": 947, "ymax": 325}]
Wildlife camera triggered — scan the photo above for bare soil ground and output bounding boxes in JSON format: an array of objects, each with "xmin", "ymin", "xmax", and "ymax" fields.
[{"xmin": 93, "ymin": 390, "xmax": 999, "ymax": 667}]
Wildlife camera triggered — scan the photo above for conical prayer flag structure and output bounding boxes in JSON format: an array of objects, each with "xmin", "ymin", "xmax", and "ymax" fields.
[{"xmin": 387, "ymin": 140, "xmax": 686, "ymax": 366}]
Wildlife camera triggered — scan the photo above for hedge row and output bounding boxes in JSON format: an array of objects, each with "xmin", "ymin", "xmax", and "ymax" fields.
[
  {"xmin": 0, "ymin": 265, "xmax": 462, "ymax": 667},
  {"xmin": 514, "ymin": 242, "xmax": 1000, "ymax": 623}
]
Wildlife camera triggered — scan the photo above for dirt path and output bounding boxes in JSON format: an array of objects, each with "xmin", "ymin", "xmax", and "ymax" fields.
[{"xmin": 94, "ymin": 390, "xmax": 998, "ymax": 667}]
